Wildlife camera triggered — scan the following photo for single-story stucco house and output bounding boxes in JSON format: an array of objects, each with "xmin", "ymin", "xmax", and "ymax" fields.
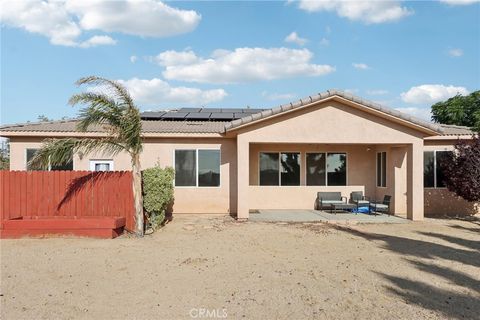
[{"xmin": 1, "ymin": 90, "xmax": 478, "ymax": 221}]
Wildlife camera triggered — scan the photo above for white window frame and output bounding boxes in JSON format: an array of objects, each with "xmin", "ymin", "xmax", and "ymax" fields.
[
  {"xmin": 376, "ymin": 151, "xmax": 387, "ymax": 188},
  {"xmin": 305, "ymin": 152, "xmax": 348, "ymax": 186},
  {"xmin": 258, "ymin": 151, "xmax": 302, "ymax": 187},
  {"xmin": 424, "ymin": 150, "xmax": 450, "ymax": 189},
  {"xmin": 173, "ymin": 148, "xmax": 221, "ymax": 188},
  {"xmin": 89, "ymin": 159, "xmax": 114, "ymax": 171}
]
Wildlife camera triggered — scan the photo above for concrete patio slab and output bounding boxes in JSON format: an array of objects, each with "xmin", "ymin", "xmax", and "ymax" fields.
[{"xmin": 249, "ymin": 209, "xmax": 409, "ymax": 224}]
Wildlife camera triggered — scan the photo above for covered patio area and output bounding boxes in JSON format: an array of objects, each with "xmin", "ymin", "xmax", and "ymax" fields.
[{"xmin": 249, "ymin": 209, "xmax": 409, "ymax": 224}]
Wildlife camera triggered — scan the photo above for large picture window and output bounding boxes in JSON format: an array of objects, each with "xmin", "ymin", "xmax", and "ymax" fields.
[
  {"xmin": 259, "ymin": 152, "xmax": 300, "ymax": 186},
  {"xmin": 424, "ymin": 151, "xmax": 452, "ymax": 188},
  {"xmin": 327, "ymin": 153, "xmax": 347, "ymax": 186},
  {"xmin": 306, "ymin": 153, "xmax": 326, "ymax": 186},
  {"xmin": 376, "ymin": 152, "xmax": 387, "ymax": 187},
  {"xmin": 175, "ymin": 149, "xmax": 220, "ymax": 187},
  {"xmin": 306, "ymin": 153, "xmax": 347, "ymax": 186}
]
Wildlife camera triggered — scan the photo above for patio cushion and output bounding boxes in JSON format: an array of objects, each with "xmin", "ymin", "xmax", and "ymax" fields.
[
  {"xmin": 354, "ymin": 200, "xmax": 369, "ymax": 205},
  {"xmin": 371, "ymin": 203, "xmax": 388, "ymax": 209},
  {"xmin": 318, "ymin": 192, "xmax": 342, "ymax": 201},
  {"xmin": 321, "ymin": 200, "xmax": 345, "ymax": 204}
]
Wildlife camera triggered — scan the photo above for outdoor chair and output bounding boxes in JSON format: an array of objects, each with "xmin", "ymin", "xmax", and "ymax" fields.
[
  {"xmin": 350, "ymin": 191, "xmax": 371, "ymax": 213},
  {"xmin": 315, "ymin": 192, "xmax": 347, "ymax": 210},
  {"xmin": 370, "ymin": 195, "xmax": 392, "ymax": 215}
]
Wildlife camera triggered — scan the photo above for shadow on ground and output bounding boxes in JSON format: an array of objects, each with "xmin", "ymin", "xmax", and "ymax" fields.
[{"xmin": 337, "ymin": 223, "xmax": 480, "ymax": 320}]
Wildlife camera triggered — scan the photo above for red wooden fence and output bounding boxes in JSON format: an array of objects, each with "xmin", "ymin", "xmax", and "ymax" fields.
[{"xmin": 0, "ymin": 171, "xmax": 135, "ymax": 231}]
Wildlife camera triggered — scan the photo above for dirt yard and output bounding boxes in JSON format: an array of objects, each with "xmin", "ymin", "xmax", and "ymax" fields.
[{"xmin": 1, "ymin": 215, "xmax": 479, "ymax": 320}]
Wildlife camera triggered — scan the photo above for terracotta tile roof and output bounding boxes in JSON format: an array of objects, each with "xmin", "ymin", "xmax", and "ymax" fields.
[
  {"xmin": 0, "ymin": 119, "xmax": 227, "ymax": 134},
  {"xmin": 225, "ymin": 89, "xmax": 443, "ymax": 133},
  {"xmin": 439, "ymin": 124, "xmax": 474, "ymax": 136}
]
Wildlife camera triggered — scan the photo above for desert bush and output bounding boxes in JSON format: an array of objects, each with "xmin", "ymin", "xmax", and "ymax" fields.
[{"xmin": 142, "ymin": 165, "xmax": 174, "ymax": 230}]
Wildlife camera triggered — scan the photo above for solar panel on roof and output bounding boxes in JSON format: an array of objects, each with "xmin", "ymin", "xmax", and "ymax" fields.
[
  {"xmin": 141, "ymin": 112, "xmax": 166, "ymax": 119},
  {"xmin": 201, "ymin": 108, "xmax": 222, "ymax": 113},
  {"xmin": 178, "ymin": 108, "xmax": 202, "ymax": 113},
  {"xmin": 223, "ymin": 108, "xmax": 243, "ymax": 113},
  {"xmin": 185, "ymin": 112, "xmax": 211, "ymax": 120},
  {"xmin": 162, "ymin": 112, "xmax": 189, "ymax": 119},
  {"xmin": 210, "ymin": 112, "xmax": 234, "ymax": 120}
]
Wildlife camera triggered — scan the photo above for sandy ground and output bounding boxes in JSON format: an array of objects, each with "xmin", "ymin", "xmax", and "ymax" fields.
[{"xmin": 1, "ymin": 215, "xmax": 479, "ymax": 320}]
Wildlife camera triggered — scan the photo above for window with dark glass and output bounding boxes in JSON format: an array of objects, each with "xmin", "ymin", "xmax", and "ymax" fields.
[
  {"xmin": 175, "ymin": 150, "xmax": 197, "ymax": 186},
  {"xmin": 327, "ymin": 153, "xmax": 347, "ymax": 186},
  {"xmin": 306, "ymin": 153, "xmax": 326, "ymax": 186},
  {"xmin": 280, "ymin": 153, "xmax": 300, "ymax": 186},
  {"xmin": 376, "ymin": 152, "xmax": 387, "ymax": 187},
  {"xmin": 424, "ymin": 150, "xmax": 452, "ymax": 188},
  {"xmin": 436, "ymin": 151, "xmax": 452, "ymax": 188},
  {"xmin": 424, "ymin": 151, "xmax": 435, "ymax": 188},
  {"xmin": 259, "ymin": 152, "xmax": 279, "ymax": 186},
  {"xmin": 198, "ymin": 150, "xmax": 220, "ymax": 187},
  {"xmin": 51, "ymin": 151, "xmax": 73, "ymax": 171},
  {"xmin": 26, "ymin": 148, "xmax": 42, "ymax": 171}
]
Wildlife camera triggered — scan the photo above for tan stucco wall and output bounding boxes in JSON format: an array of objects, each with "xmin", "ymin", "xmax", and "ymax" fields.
[{"xmin": 423, "ymin": 140, "xmax": 480, "ymax": 216}]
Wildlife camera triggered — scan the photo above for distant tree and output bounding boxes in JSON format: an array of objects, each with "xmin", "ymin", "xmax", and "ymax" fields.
[
  {"xmin": 431, "ymin": 91, "xmax": 480, "ymax": 132},
  {"xmin": 0, "ymin": 139, "xmax": 9, "ymax": 170},
  {"xmin": 440, "ymin": 135, "xmax": 480, "ymax": 202},
  {"xmin": 37, "ymin": 115, "xmax": 52, "ymax": 122}
]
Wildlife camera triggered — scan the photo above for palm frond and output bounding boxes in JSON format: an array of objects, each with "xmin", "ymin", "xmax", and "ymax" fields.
[
  {"xmin": 75, "ymin": 76, "xmax": 134, "ymax": 108},
  {"xmin": 28, "ymin": 138, "xmax": 127, "ymax": 170}
]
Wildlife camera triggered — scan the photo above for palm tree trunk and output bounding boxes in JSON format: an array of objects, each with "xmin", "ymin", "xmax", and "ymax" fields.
[{"xmin": 132, "ymin": 153, "xmax": 144, "ymax": 237}]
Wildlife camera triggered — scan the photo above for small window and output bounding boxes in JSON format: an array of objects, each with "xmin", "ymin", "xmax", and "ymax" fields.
[
  {"xmin": 280, "ymin": 153, "xmax": 300, "ymax": 186},
  {"xmin": 174, "ymin": 149, "xmax": 221, "ymax": 187},
  {"xmin": 26, "ymin": 148, "xmax": 42, "ymax": 171},
  {"xmin": 376, "ymin": 152, "xmax": 387, "ymax": 187},
  {"xmin": 327, "ymin": 153, "xmax": 347, "ymax": 186},
  {"xmin": 306, "ymin": 153, "xmax": 326, "ymax": 186},
  {"xmin": 89, "ymin": 160, "xmax": 114, "ymax": 172},
  {"xmin": 259, "ymin": 152, "xmax": 279, "ymax": 186}
]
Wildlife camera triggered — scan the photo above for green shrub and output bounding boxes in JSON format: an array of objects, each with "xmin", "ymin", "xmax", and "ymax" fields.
[{"xmin": 142, "ymin": 165, "xmax": 174, "ymax": 230}]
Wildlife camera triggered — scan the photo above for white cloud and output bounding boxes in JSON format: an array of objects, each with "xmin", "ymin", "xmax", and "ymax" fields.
[
  {"xmin": 352, "ymin": 63, "xmax": 370, "ymax": 70},
  {"xmin": 448, "ymin": 48, "xmax": 464, "ymax": 57},
  {"xmin": 0, "ymin": 0, "xmax": 200, "ymax": 47},
  {"xmin": 319, "ymin": 37, "xmax": 330, "ymax": 46},
  {"xmin": 78, "ymin": 35, "xmax": 116, "ymax": 48},
  {"xmin": 439, "ymin": 0, "xmax": 479, "ymax": 5},
  {"xmin": 130, "ymin": 55, "xmax": 138, "ymax": 63},
  {"xmin": 118, "ymin": 78, "xmax": 227, "ymax": 106},
  {"xmin": 155, "ymin": 48, "xmax": 335, "ymax": 84},
  {"xmin": 284, "ymin": 32, "xmax": 308, "ymax": 46},
  {"xmin": 401, "ymin": 84, "xmax": 469, "ymax": 104},
  {"xmin": 367, "ymin": 89, "xmax": 389, "ymax": 95},
  {"xmin": 395, "ymin": 107, "xmax": 432, "ymax": 121},
  {"xmin": 298, "ymin": 0, "xmax": 413, "ymax": 24},
  {"xmin": 262, "ymin": 91, "xmax": 297, "ymax": 101},
  {"xmin": 66, "ymin": 0, "xmax": 200, "ymax": 38}
]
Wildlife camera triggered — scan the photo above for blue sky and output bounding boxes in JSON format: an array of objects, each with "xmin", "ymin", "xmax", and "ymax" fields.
[{"xmin": 1, "ymin": 0, "xmax": 479, "ymax": 125}]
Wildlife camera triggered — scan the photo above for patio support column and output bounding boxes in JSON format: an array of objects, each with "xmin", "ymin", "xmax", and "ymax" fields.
[
  {"xmin": 237, "ymin": 136, "xmax": 249, "ymax": 221},
  {"xmin": 407, "ymin": 141, "xmax": 424, "ymax": 221}
]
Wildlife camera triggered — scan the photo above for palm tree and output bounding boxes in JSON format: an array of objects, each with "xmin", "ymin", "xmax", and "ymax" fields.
[{"xmin": 29, "ymin": 76, "xmax": 145, "ymax": 236}]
